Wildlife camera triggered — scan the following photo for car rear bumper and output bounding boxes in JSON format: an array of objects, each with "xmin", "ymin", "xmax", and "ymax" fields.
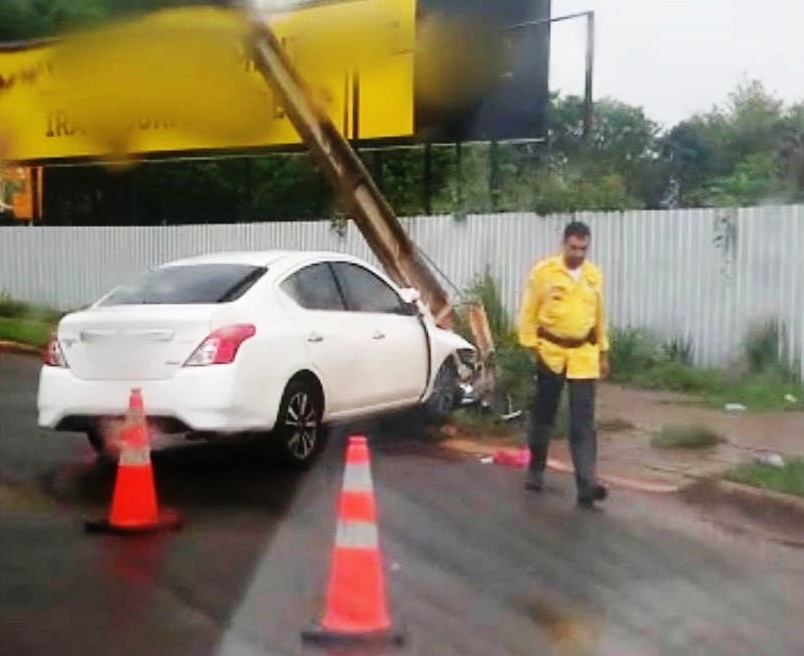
[{"xmin": 37, "ymin": 365, "xmax": 284, "ymax": 434}]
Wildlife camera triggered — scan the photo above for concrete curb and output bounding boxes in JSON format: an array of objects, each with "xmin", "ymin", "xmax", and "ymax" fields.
[
  {"xmin": 439, "ymin": 438, "xmax": 681, "ymax": 494},
  {"xmin": 441, "ymin": 437, "xmax": 803, "ymax": 504},
  {"xmin": 0, "ymin": 340, "xmax": 42, "ymax": 357},
  {"xmin": 706, "ymin": 478, "xmax": 804, "ymax": 516}
]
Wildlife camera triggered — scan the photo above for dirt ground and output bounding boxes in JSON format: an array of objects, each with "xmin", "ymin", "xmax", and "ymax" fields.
[
  {"xmin": 593, "ymin": 384, "xmax": 804, "ymax": 484},
  {"xmin": 445, "ymin": 383, "xmax": 804, "ymax": 489}
]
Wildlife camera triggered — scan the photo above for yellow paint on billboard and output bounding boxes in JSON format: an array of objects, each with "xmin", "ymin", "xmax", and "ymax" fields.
[{"xmin": 0, "ymin": 0, "xmax": 414, "ymax": 164}]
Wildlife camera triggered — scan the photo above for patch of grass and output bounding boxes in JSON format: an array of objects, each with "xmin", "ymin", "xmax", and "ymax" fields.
[
  {"xmin": 0, "ymin": 317, "xmax": 53, "ymax": 349},
  {"xmin": 608, "ymin": 324, "xmax": 804, "ymax": 412},
  {"xmin": 650, "ymin": 423, "xmax": 724, "ymax": 449},
  {"xmin": 629, "ymin": 360, "xmax": 726, "ymax": 395},
  {"xmin": 726, "ymin": 458, "xmax": 804, "ymax": 498}
]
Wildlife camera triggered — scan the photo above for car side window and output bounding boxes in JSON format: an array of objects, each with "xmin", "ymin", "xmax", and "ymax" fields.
[
  {"xmin": 332, "ymin": 262, "xmax": 406, "ymax": 314},
  {"xmin": 280, "ymin": 263, "xmax": 346, "ymax": 311}
]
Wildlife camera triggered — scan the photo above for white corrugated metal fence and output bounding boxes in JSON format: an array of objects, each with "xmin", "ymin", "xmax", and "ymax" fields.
[{"xmin": 1, "ymin": 206, "xmax": 802, "ymax": 378}]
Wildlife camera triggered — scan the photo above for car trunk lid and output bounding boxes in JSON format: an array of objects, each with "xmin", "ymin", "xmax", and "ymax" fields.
[{"xmin": 58, "ymin": 305, "xmax": 223, "ymax": 381}]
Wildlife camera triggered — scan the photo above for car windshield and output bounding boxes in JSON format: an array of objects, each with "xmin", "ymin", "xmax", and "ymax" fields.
[{"xmin": 97, "ymin": 263, "xmax": 267, "ymax": 306}]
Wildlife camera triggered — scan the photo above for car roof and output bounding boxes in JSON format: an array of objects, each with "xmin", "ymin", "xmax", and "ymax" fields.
[{"xmin": 159, "ymin": 250, "xmax": 365, "ymax": 269}]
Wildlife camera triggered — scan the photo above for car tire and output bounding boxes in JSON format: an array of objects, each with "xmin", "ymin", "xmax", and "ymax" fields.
[
  {"xmin": 86, "ymin": 426, "xmax": 119, "ymax": 464},
  {"xmin": 267, "ymin": 378, "xmax": 327, "ymax": 470},
  {"xmin": 86, "ymin": 427, "xmax": 106, "ymax": 453},
  {"xmin": 422, "ymin": 359, "xmax": 461, "ymax": 424}
]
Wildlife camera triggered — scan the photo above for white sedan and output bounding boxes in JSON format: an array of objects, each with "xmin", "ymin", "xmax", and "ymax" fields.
[{"xmin": 37, "ymin": 250, "xmax": 476, "ymax": 467}]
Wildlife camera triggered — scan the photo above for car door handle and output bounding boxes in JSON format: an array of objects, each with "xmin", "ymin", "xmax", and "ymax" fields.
[
  {"xmin": 372, "ymin": 330, "xmax": 385, "ymax": 340},
  {"xmin": 307, "ymin": 332, "xmax": 324, "ymax": 343}
]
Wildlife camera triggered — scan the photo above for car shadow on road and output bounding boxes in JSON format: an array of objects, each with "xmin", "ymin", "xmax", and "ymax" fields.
[
  {"xmin": 337, "ymin": 409, "xmax": 467, "ymax": 463},
  {"xmin": 37, "ymin": 438, "xmax": 310, "ymax": 515}
]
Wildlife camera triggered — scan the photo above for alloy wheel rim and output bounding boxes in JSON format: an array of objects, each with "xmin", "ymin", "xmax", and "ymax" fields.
[{"xmin": 285, "ymin": 391, "xmax": 318, "ymax": 459}]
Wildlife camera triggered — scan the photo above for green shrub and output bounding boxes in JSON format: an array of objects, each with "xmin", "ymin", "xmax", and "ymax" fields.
[
  {"xmin": 0, "ymin": 317, "xmax": 53, "ymax": 348},
  {"xmin": 494, "ymin": 343, "xmax": 534, "ymax": 411},
  {"xmin": 0, "ymin": 292, "xmax": 32, "ymax": 319},
  {"xmin": 743, "ymin": 318, "xmax": 799, "ymax": 383},
  {"xmin": 0, "ymin": 292, "xmax": 64, "ymax": 324},
  {"xmin": 658, "ymin": 335, "xmax": 695, "ymax": 365},
  {"xmin": 607, "ymin": 326, "xmax": 658, "ymax": 381}
]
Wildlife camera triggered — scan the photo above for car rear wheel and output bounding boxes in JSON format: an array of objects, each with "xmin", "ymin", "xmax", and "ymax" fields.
[
  {"xmin": 268, "ymin": 378, "xmax": 326, "ymax": 469},
  {"xmin": 86, "ymin": 427, "xmax": 105, "ymax": 453},
  {"xmin": 85, "ymin": 426, "xmax": 121, "ymax": 463}
]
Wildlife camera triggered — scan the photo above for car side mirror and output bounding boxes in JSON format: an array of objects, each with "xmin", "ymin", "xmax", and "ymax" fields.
[
  {"xmin": 398, "ymin": 287, "xmax": 421, "ymax": 304},
  {"xmin": 397, "ymin": 287, "xmax": 422, "ymax": 316}
]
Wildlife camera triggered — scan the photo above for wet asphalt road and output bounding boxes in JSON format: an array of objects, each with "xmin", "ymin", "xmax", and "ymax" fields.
[{"xmin": 2, "ymin": 352, "xmax": 804, "ymax": 656}]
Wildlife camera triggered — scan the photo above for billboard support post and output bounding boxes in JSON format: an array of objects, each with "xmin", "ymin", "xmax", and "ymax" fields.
[
  {"xmin": 583, "ymin": 11, "xmax": 595, "ymax": 141},
  {"xmin": 503, "ymin": 9, "xmax": 596, "ymax": 143}
]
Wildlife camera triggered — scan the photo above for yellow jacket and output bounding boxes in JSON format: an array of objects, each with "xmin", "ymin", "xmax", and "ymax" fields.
[{"xmin": 517, "ymin": 254, "xmax": 610, "ymax": 379}]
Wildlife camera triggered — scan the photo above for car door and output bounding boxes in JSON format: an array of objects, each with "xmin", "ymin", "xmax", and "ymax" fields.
[
  {"xmin": 277, "ymin": 261, "xmax": 373, "ymax": 415},
  {"xmin": 331, "ymin": 261, "xmax": 430, "ymax": 407}
]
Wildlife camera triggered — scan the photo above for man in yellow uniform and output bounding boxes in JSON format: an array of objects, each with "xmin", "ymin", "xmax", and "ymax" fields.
[{"xmin": 517, "ymin": 221, "xmax": 610, "ymax": 509}]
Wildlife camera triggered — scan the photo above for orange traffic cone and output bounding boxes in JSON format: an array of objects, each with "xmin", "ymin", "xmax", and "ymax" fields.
[
  {"xmin": 302, "ymin": 435, "xmax": 404, "ymax": 647},
  {"xmin": 85, "ymin": 388, "xmax": 182, "ymax": 534}
]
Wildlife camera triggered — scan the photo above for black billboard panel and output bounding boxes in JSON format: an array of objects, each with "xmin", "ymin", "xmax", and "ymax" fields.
[{"xmin": 414, "ymin": 0, "xmax": 551, "ymax": 143}]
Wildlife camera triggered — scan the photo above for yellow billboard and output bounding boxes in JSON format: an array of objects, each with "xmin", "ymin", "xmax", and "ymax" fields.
[{"xmin": 0, "ymin": 1, "xmax": 415, "ymax": 164}]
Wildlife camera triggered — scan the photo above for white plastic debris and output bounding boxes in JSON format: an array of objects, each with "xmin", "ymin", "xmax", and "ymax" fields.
[
  {"xmin": 754, "ymin": 453, "xmax": 785, "ymax": 468},
  {"xmin": 391, "ymin": 562, "xmax": 401, "ymax": 572},
  {"xmin": 784, "ymin": 393, "xmax": 798, "ymax": 404},
  {"xmin": 479, "ymin": 456, "xmax": 494, "ymax": 465},
  {"xmin": 724, "ymin": 403, "xmax": 747, "ymax": 413}
]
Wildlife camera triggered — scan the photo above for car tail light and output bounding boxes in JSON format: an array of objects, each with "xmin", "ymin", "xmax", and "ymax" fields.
[
  {"xmin": 184, "ymin": 324, "xmax": 256, "ymax": 366},
  {"xmin": 43, "ymin": 333, "xmax": 68, "ymax": 368}
]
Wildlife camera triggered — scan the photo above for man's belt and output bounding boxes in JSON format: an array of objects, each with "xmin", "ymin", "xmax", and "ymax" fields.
[{"xmin": 537, "ymin": 326, "xmax": 597, "ymax": 348}]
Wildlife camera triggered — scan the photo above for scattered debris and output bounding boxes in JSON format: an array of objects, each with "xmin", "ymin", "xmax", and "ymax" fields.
[
  {"xmin": 753, "ymin": 453, "xmax": 785, "ymax": 468},
  {"xmin": 724, "ymin": 403, "xmax": 747, "ymax": 413},
  {"xmin": 439, "ymin": 424, "xmax": 459, "ymax": 438},
  {"xmin": 784, "ymin": 393, "xmax": 798, "ymax": 404}
]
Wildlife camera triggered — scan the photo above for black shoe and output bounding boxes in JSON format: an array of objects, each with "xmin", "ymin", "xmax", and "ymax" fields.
[
  {"xmin": 524, "ymin": 471, "xmax": 544, "ymax": 491},
  {"xmin": 577, "ymin": 484, "xmax": 608, "ymax": 508}
]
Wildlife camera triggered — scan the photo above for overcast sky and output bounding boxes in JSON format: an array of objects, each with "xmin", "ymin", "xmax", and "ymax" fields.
[{"xmin": 549, "ymin": 0, "xmax": 803, "ymax": 128}]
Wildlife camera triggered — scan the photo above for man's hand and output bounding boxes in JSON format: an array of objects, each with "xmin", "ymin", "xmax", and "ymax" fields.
[{"xmin": 600, "ymin": 352, "xmax": 610, "ymax": 379}]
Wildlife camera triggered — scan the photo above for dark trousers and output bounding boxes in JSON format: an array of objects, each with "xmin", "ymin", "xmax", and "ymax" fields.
[{"xmin": 527, "ymin": 358, "xmax": 598, "ymax": 498}]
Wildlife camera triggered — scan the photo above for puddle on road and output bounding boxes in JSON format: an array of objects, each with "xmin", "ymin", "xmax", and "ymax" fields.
[
  {"xmin": 0, "ymin": 481, "xmax": 60, "ymax": 516},
  {"xmin": 521, "ymin": 598, "xmax": 598, "ymax": 656}
]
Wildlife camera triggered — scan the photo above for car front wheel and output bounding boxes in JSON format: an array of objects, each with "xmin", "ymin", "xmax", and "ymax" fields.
[
  {"xmin": 422, "ymin": 359, "xmax": 462, "ymax": 423},
  {"xmin": 268, "ymin": 378, "xmax": 326, "ymax": 469}
]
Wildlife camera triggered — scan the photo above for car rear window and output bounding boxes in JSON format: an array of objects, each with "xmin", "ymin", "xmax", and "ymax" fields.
[{"xmin": 97, "ymin": 264, "xmax": 267, "ymax": 306}]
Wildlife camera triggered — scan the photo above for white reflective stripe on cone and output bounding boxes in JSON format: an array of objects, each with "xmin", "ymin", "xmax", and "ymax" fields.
[
  {"xmin": 335, "ymin": 519, "xmax": 379, "ymax": 549},
  {"xmin": 343, "ymin": 462, "xmax": 373, "ymax": 493},
  {"xmin": 118, "ymin": 446, "xmax": 150, "ymax": 466}
]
